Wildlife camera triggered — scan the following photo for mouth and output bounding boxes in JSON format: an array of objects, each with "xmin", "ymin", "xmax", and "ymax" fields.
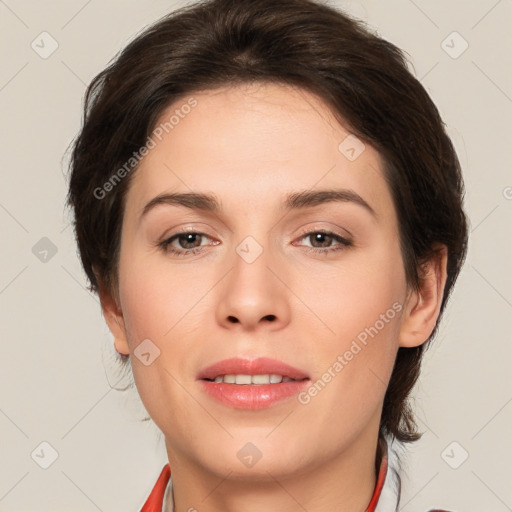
[
  {"xmin": 197, "ymin": 357, "xmax": 310, "ymax": 409},
  {"xmin": 204, "ymin": 374, "xmax": 306, "ymax": 385},
  {"xmin": 197, "ymin": 356, "xmax": 309, "ymax": 381}
]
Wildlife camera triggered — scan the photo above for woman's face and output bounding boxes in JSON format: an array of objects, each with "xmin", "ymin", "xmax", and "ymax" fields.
[{"xmin": 111, "ymin": 83, "xmax": 410, "ymax": 478}]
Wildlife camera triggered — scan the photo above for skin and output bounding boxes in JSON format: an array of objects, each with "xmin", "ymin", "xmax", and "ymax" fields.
[{"xmin": 100, "ymin": 82, "xmax": 447, "ymax": 512}]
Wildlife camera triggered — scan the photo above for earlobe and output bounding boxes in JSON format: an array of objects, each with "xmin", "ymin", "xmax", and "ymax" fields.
[
  {"xmin": 398, "ymin": 245, "xmax": 448, "ymax": 348},
  {"xmin": 97, "ymin": 280, "xmax": 131, "ymax": 356},
  {"xmin": 111, "ymin": 316, "xmax": 131, "ymax": 356}
]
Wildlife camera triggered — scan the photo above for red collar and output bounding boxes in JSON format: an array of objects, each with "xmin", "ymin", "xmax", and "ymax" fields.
[
  {"xmin": 141, "ymin": 463, "xmax": 171, "ymax": 512},
  {"xmin": 141, "ymin": 448, "xmax": 388, "ymax": 512}
]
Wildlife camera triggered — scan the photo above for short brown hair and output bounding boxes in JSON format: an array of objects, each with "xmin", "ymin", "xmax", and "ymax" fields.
[{"xmin": 66, "ymin": 0, "xmax": 468, "ymax": 443}]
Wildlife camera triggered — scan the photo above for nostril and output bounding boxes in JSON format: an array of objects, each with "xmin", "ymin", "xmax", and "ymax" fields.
[
  {"xmin": 227, "ymin": 316, "xmax": 239, "ymax": 323},
  {"xmin": 264, "ymin": 314, "xmax": 276, "ymax": 321}
]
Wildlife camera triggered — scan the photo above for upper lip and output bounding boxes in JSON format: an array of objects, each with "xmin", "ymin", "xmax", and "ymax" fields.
[{"xmin": 197, "ymin": 357, "xmax": 309, "ymax": 381}]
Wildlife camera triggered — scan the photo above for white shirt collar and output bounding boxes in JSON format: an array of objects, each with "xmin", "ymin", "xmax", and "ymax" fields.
[{"xmin": 375, "ymin": 436, "xmax": 401, "ymax": 512}]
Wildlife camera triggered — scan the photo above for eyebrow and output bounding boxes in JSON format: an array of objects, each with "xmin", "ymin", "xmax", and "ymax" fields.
[{"xmin": 140, "ymin": 188, "xmax": 377, "ymax": 219}]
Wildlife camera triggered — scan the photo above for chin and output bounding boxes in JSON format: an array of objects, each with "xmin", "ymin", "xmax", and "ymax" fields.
[{"xmin": 197, "ymin": 437, "xmax": 313, "ymax": 479}]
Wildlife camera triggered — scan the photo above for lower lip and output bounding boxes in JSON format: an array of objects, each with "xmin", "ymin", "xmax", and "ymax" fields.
[{"xmin": 199, "ymin": 380, "xmax": 310, "ymax": 409}]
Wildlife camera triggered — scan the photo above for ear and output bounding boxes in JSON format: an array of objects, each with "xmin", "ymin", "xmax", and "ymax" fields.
[
  {"xmin": 97, "ymin": 278, "xmax": 130, "ymax": 356},
  {"xmin": 398, "ymin": 244, "xmax": 448, "ymax": 348}
]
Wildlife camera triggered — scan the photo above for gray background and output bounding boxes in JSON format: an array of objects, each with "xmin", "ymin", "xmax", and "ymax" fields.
[{"xmin": 1, "ymin": 0, "xmax": 511, "ymax": 510}]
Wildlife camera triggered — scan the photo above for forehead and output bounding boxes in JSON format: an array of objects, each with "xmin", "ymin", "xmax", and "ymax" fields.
[{"xmin": 124, "ymin": 82, "xmax": 395, "ymax": 223}]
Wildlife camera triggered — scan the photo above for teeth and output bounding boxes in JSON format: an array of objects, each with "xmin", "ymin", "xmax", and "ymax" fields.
[
  {"xmin": 235, "ymin": 374, "xmax": 252, "ymax": 385},
  {"xmin": 210, "ymin": 374, "xmax": 298, "ymax": 385}
]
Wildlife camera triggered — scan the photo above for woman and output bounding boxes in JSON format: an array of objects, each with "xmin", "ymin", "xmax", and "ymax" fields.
[{"xmin": 66, "ymin": 0, "xmax": 468, "ymax": 510}]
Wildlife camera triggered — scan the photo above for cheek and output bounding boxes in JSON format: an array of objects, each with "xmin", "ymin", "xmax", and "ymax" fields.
[
  {"xmin": 116, "ymin": 248, "xmax": 183, "ymax": 390},
  {"xmin": 291, "ymin": 237, "xmax": 406, "ymax": 346},
  {"xmin": 118, "ymin": 244, "xmax": 202, "ymax": 344},
  {"xmin": 291, "ymin": 240, "xmax": 406, "ymax": 414}
]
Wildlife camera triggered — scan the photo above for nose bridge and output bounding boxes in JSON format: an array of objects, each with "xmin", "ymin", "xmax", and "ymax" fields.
[
  {"xmin": 229, "ymin": 232, "xmax": 276, "ymax": 299},
  {"xmin": 229, "ymin": 203, "xmax": 275, "ymax": 274}
]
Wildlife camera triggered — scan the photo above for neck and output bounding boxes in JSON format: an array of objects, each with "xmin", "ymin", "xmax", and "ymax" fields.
[{"xmin": 165, "ymin": 429, "xmax": 382, "ymax": 512}]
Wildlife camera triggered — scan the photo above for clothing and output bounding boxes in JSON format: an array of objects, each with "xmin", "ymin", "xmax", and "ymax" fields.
[{"xmin": 140, "ymin": 438, "xmax": 451, "ymax": 512}]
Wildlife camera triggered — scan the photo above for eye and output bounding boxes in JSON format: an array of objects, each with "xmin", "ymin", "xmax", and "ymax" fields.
[
  {"xmin": 157, "ymin": 229, "xmax": 352, "ymax": 258},
  {"xmin": 158, "ymin": 231, "xmax": 217, "ymax": 256},
  {"xmin": 294, "ymin": 230, "xmax": 353, "ymax": 255}
]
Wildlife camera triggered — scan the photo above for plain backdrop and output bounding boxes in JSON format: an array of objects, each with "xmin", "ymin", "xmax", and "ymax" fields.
[{"xmin": 1, "ymin": 0, "xmax": 511, "ymax": 510}]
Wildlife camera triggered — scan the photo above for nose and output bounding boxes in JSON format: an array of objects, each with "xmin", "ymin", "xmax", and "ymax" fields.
[{"xmin": 215, "ymin": 237, "xmax": 291, "ymax": 332}]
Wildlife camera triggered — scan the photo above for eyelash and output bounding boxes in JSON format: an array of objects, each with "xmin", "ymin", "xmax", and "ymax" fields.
[{"xmin": 158, "ymin": 229, "xmax": 353, "ymax": 257}]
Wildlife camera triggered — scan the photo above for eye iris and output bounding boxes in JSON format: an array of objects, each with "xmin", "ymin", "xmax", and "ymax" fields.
[
  {"xmin": 179, "ymin": 233, "xmax": 201, "ymax": 249},
  {"xmin": 311, "ymin": 233, "xmax": 331, "ymax": 248}
]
